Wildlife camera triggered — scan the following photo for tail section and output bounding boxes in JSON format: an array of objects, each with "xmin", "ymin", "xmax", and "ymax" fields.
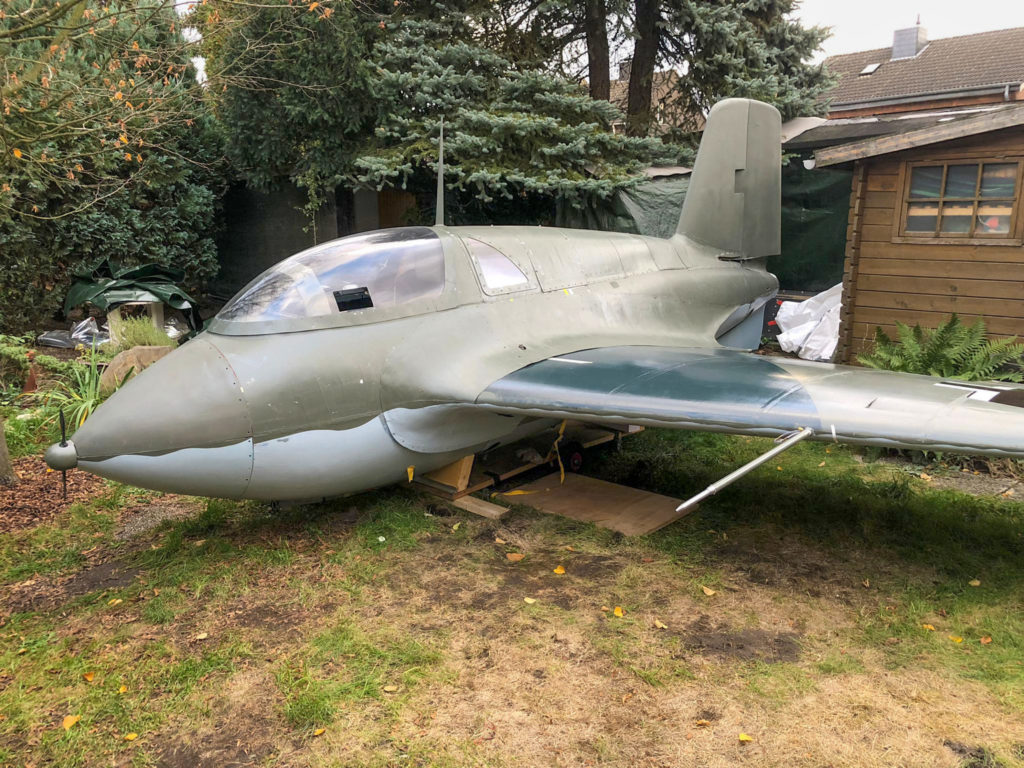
[{"xmin": 676, "ymin": 99, "xmax": 781, "ymax": 260}]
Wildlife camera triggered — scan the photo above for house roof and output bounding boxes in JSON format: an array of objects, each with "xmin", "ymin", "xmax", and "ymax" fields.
[
  {"xmin": 813, "ymin": 103, "xmax": 1024, "ymax": 166},
  {"xmin": 824, "ymin": 27, "xmax": 1024, "ymax": 110}
]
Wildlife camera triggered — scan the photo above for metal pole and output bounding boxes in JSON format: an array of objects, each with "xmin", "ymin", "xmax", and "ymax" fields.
[{"xmin": 675, "ymin": 428, "xmax": 815, "ymax": 513}]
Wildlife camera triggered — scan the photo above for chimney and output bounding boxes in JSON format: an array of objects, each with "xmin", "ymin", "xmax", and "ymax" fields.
[
  {"xmin": 618, "ymin": 58, "xmax": 632, "ymax": 82},
  {"xmin": 891, "ymin": 23, "xmax": 927, "ymax": 60}
]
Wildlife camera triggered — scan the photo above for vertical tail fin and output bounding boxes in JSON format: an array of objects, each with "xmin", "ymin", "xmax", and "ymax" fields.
[{"xmin": 676, "ymin": 99, "xmax": 781, "ymax": 260}]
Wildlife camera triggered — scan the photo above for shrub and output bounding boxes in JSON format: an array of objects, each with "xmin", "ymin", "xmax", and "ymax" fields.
[
  {"xmin": 858, "ymin": 314, "xmax": 1024, "ymax": 382},
  {"xmin": 41, "ymin": 349, "xmax": 105, "ymax": 431}
]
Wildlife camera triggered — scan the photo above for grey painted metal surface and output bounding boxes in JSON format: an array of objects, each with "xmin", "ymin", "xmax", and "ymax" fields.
[{"xmin": 45, "ymin": 98, "xmax": 1024, "ymax": 502}]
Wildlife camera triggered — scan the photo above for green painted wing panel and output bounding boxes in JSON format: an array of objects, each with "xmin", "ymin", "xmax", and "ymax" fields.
[
  {"xmin": 477, "ymin": 346, "xmax": 1024, "ymax": 458},
  {"xmin": 479, "ymin": 347, "xmax": 820, "ymax": 432}
]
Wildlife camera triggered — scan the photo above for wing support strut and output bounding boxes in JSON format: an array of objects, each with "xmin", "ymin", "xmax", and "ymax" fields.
[{"xmin": 675, "ymin": 428, "xmax": 814, "ymax": 513}]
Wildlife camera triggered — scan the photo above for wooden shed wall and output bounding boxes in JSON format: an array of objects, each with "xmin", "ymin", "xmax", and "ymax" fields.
[{"xmin": 836, "ymin": 127, "xmax": 1024, "ymax": 362}]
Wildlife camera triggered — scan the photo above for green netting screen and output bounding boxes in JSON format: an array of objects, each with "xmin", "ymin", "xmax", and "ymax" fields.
[{"xmin": 556, "ymin": 164, "xmax": 852, "ymax": 292}]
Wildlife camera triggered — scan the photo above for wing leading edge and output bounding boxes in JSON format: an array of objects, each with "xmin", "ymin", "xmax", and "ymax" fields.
[{"xmin": 476, "ymin": 347, "xmax": 1024, "ymax": 459}]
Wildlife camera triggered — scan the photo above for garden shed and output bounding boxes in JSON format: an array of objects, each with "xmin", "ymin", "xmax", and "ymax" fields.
[{"xmin": 812, "ymin": 106, "xmax": 1024, "ymax": 363}]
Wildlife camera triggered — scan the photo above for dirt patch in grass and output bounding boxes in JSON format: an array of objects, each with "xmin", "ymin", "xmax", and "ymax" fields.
[
  {"xmin": 116, "ymin": 495, "xmax": 202, "ymax": 539},
  {"xmin": 2, "ymin": 557, "xmax": 139, "ymax": 614},
  {"xmin": 0, "ymin": 458, "xmax": 105, "ymax": 534},
  {"xmin": 681, "ymin": 612, "xmax": 801, "ymax": 663},
  {"xmin": 945, "ymin": 741, "xmax": 1005, "ymax": 768},
  {"xmin": 155, "ymin": 668, "xmax": 290, "ymax": 768}
]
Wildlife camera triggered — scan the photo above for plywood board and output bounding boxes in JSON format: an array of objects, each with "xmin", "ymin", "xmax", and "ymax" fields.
[
  {"xmin": 451, "ymin": 495, "xmax": 508, "ymax": 520},
  {"xmin": 498, "ymin": 473, "xmax": 685, "ymax": 537}
]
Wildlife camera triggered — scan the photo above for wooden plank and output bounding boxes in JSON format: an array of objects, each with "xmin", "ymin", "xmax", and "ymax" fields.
[
  {"xmin": 499, "ymin": 473, "xmax": 685, "ymax": 537},
  {"xmin": 863, "ymin": 191, "xmax": 896, "ymax": 210},
  {"xmin": 866, "ymin": 173, "xmax": 898, "ymax": 192},
  {"xmin": 860, "ymin": 241, "xmax": 1024, "ymax": 263},
  {"xmin": 836, "ymin": 161, "xmax": 868, "ymax": 363},
  {"xmin": 861, "ymin": 207, "xmax": 892, "ymax": 227},
  {"xmin": 815, "ymin": 110, "xmax": 1024, "ymax": 167},
  {"xmin": 858, "ymin": 257, "xmax": 1024, "ymax": 281},
  {"xmin": 854, "ymin": 290, "xmax": 1024, "ymax": 317},
  {"xmin": 851, "ymin": 306, "xmax": 1024, "ymax": 336},
  {"xmin": 859, "ymin": 224, "xmax": 892, "ymax": 243},
  {"xmin": 857, "ymin": 274, "xmax": 1024, "ymax": 300},
  {"xmin": 451, "ymin": 495, "xmax": 507, "ymax": 520},
  {"xmin": 424, "ymin": 455, "xmax": 475, "ymax": 492}
]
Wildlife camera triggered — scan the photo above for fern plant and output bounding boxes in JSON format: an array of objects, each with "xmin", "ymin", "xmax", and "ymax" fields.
[{"xmin": 858, "ymin": 314, "xmax": 1024, "ymax": 382}]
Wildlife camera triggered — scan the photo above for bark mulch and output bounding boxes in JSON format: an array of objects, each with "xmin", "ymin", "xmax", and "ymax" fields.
[{"xmin": 0, "ymin": 457, "xmax": 106, "ymax": 534}]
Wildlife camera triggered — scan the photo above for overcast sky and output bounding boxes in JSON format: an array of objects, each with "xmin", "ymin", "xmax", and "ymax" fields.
[{"xmin": 795, "ymin": 0, "xmax": 1024, "ymax": 59}]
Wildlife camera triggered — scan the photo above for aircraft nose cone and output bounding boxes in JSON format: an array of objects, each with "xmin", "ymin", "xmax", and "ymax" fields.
[{"xmin": 72, "ymin": 337, "xmax": 255, "ymax": 497}]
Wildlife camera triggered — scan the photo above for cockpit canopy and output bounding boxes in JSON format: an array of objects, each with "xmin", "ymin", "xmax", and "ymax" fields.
[{"xmin": 217, "ymin": 227, "xmax": 444, "ymax": 324}]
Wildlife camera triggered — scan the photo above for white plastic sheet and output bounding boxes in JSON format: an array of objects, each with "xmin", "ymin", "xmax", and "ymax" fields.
[{"xmin": 775, "ymin": 284, "xmax": 843, "ymax": 362}]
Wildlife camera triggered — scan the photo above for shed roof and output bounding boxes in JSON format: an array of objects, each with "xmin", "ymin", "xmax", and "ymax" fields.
[
  {"xmin": 813, "ymin": 104, "xmax": 1024, "ymax": 167},
  {"xmin": 824, "ymin": 27, "xmax": 1024, "ymax": 110},
  {"xmin": 784, "ymin": 105, "xmax": 1014, "ymax": 152}
]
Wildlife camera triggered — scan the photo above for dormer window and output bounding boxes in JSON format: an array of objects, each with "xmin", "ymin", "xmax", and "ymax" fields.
[{"xmin": 859, "ymin": 63, "xmax": 881, "ymax": 76}]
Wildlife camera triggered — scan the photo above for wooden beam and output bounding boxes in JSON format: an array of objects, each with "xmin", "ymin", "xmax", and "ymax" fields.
[{"xmin": 815, "ymin": 106, "xmax": 1024, "ymax": 167}]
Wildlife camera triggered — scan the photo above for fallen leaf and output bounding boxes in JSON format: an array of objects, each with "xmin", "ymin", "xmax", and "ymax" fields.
[
  {"xmin": 108, "ymin": 598, "xmax": 122, "ymax": 606},
  {"xmin": 920, "ymin": 472, "xmax": 932, "ymax": 481},
  {"xmin": 313, "ymin": 728, "xmax": 325, "ymax": 736},
  {"xmin": 622, "ymin": 692, "xmax": 633, "ymax": 703},
  {"xmin": 686, "ymin": 732, "xmax": 694, "ymax": 740},
  {"xmin": 776, "ymin": 466, "xmax": 782, "ymax": 471},
  {"xmin": 383, "ymin": 685, "xmax": 399, "ymax": 693},
  {"xmin": 451, "ymin": 522, "xmax": 461, "ymax": 532},
  {"xmin": 193, "ymin": 539, "xmax": 206, "ymax": 547},
  {"xmin": 654, "ymin": 619, "xmax": 668, "ymax": 630},
  {"xmin": 123, "ymin": 733, "xmax": 138, "ymax": 741},
  {"xmin": 862, "ymin": 579, "xmax": 870, "ymax": 588},
  {"xmin": 922, "ymin": 624, "xmax": 935, "ymax": 632},
  {"xmin": 553, "ymin": 565, "xmax": 565, "ymax": 575},
  {"xmin": 12, "ymin": 148, "xmax": 23, "ymax": 159},
  {"xmin": 118, "ymin": 685, "xmax": 127, "ymax": 694},
  {"xmin": 695, "ymin": 719, "xmax": 711, "ymax": 728},
  {"xmin": 494, "ymin": 538, "xmax": 507, "ymax": 545},
  {"xmin": 82, "ymin": 672, "xmax": 94, "ymax": 682},
  {"xmin": 600, "ymin": 606, "xmax": 610, "ymax": 612},
  {"xmin": 948, "ymin": 635, "xmax": 963, "ymax": 644},
  {"xmin": 506, "ymin": 553, "xmax": 525, "ymax": 562},
  {"xmin": 738, "ymin": 733, "xmax": 754, "ymax": 743},
  {"xmin": 613, "ymin": 606, "xmax": 624, "ymax": 618},
  {"xmin": 564, "ymin": 545, "xmax": 576, "ymax": 552},
  {"xmin": 818, "ymin": 461, "xmax": 826, "ymax": 467},
  {"xmin": 152, "ymin": 588, "xmax": 160, "ymax": 596},
  {"xmin": 194, "ymin": 632, "xmax": 209, "ymax": 641},
  {"xmin": 523, "ymin": 597, "xmax": 536, "ymax": 604},
  {"xmin": 62, "ymin": 715, "xmax": 81, "ymax": 731},
  {"xmin": 980, "ymin": 636, "xmax": 992, "ymax": 645},
  {"xmin": 969, "ymin": 579, "xmax": 981, "ymax": 587},
  {"xmin": 701, "ymin": 585, "xmax": 716, "ymax": 597}
]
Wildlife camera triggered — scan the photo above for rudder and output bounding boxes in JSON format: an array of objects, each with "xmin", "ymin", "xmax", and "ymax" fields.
[{"xmin": 676, "ymin": 99, "xmax": 781, "ymax": 260}]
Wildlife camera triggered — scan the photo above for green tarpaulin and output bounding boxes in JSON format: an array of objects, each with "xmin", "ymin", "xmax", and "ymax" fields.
[{"xmin": 556, "ymin": 165, "xmax": 852, "ymax": 292}]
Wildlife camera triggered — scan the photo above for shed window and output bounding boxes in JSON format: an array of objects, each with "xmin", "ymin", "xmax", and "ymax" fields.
[{"xmin": 899, "ymin": 160, "xmax": 1022, "ymax": 241}]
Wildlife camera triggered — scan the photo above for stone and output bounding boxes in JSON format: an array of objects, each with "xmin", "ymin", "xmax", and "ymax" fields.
[{"xmin": 100, "ymin": 345, "xmax": 174, "ymax": 394}]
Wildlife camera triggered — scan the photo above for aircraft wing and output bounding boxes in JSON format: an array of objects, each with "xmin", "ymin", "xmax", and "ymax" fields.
[{"xmin": 476, "ymin": 346, "xmax": 1024, "ymax": 459}]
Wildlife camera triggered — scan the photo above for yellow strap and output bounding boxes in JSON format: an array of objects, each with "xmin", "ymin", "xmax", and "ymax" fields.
[{"xmin": 551, "ymin": 420, "xmax": 567, "ymax": 484}]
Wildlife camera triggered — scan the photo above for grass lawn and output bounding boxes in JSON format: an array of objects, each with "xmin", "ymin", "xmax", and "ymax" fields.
[{"xmin": 1, "ymin": 430, "xmax": 1023, "ymax": 767}]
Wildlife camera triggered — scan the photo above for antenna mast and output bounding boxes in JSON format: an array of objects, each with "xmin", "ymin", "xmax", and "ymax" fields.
[{"xmin": 435, "ymin": 117, "xmax": 445, "ymax": 227}]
